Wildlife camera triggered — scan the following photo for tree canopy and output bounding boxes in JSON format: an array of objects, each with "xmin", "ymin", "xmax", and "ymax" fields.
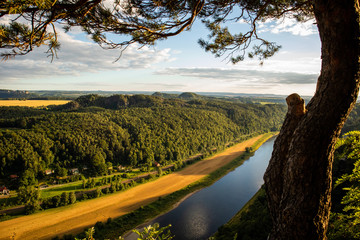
[
  {"xmin": 1, "ymin": 0, "xmax": 311, "ymax": 62},
  {"xmin": 0, "ymin": 94, "xmax": 285, "ymax": 186}
]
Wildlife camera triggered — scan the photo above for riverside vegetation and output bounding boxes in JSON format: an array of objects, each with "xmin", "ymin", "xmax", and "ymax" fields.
[
  {"xmin": 72, "ymin": 133, "xmax": 275, "ymax": 240},
  {"xmin": 0, "ymin": 93, "xmax": 285, "ymax": 215},
  {"xmin": 0, "ymin": 134, "xmax": 270, "ymax": 240},
  {"xmin": 212, "ymin": 127, "xmax": 360, "ymax": 239}
]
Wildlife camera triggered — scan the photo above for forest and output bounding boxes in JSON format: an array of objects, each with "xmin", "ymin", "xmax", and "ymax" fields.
[{"xmin": 0, "ymin": 94, "xmax": 286, "ymax": 189}]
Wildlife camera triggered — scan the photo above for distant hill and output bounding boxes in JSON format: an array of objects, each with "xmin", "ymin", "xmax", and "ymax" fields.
[
  {"xmin": 0, "ymin": 89, "xmax": 38, "ymax": 99},
  {"xmin": 152, "ymin": 92, "xmax": 179, "ymax": 99},
  {"xmin": 58, "ymin": 94, "xmax": 167, "ymax": 110},
  {"xmin": 28, "ymin": 90, "xmax": 291, "ymax": 99},
  {"xmin": 0, "ymin": 89, "xmax": 70, "ymax": 100},
  {"xmin": 178, "ymin": 92, "xmax": 201, "ymax": 100},
  {"xmin": 2, "ymin": 89, "xmax": 320, "ymax": 105},
  {"xmin": 152, "ymin": 92, "xmax": 203, "ymax": 100}
]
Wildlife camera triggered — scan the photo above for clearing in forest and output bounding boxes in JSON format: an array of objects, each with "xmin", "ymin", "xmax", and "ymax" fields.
[{"xmin": 0, "ymin": 100, "xmax": 70, "ymax": 107}]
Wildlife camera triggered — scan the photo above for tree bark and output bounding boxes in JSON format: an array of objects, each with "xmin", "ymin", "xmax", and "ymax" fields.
[{"xmin": 264, "ymin": 1, "xmax": 360, "ymax": 239}]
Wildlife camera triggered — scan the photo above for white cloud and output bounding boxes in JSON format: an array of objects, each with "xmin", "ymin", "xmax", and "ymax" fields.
[
  {"xmin": 134, "ymin": 82, "xmax": 188, "ymax": 90},
  {"xmin": 259, "ymin": 18, "xmax": 317, "ymax": 36},
  {"xmin": 155, "ymin": 67, "xmax": 318, "ymax": 85},
  {"xmin": 0, "ymin": 29, "xmax": 173, "ymax": 82},
  {"xmin": 152, "ymin": 67, "xmax": 318, "ymax": 96},
  {"xmin": 237, "ymin": 19, "xmax": 250, "ymax": 24},
  {"xmin": 232, "ymin": 56, "xmax": 321, "ymax": 75}
]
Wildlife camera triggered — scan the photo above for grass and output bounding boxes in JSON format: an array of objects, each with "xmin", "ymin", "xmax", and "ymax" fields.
[
  {"xmin": 0, "ymin": 100, "xmax": 70, "ymax": 107},
  {"xmin": 258, "ymin": 101, "xmax": 277, "ymax": 105},
  {"xmin": 83, "ymin": 133, "xmax": 276, "ymax": 240},
  {"xmin": 249, "ymin": 132, "xmax": 274, "ymax": 149},
  {"xmin": 3, "ymin": 161, "xmax": 188, "ymax": 214},
  {"xmin": 40, "ymin": 169, "xmax": 153, "ymax": 199},
  {"xmin": 39, "ymin": 145, "xmax": 232, "ymax": 201},
  {"xmin": 0, "ymin": 196, "xmax": 17, "ymax": 209},
  {"xmin": 40, "ymin": 182, "xmax": 84, "ymax": 199}
]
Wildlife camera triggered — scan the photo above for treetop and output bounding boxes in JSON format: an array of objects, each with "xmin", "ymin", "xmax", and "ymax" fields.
[{"xmin": 0, "ymin": 0, "xmax": 314, "ymax": 62}]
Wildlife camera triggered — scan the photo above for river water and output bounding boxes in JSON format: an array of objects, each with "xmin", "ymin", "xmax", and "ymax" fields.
[{"xmin": 128, "ymin": 137, "xmax": 275, "ymax": 240}]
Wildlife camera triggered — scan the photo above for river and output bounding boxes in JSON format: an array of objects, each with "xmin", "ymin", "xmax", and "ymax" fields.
[{"xmin": 127, "ymin": 137, "xmax": 275, "ymax": 240}]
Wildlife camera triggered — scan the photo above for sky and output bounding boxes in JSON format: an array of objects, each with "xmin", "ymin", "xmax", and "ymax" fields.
[{"xmin": 0, "ymin": 13, "xmax": 321, "ymax": 96}]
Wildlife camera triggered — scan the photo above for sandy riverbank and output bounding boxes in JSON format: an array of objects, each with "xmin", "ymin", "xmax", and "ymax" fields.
[{"xmin": 0, "ymin": 134, "xmax": 267, "ymax": 240}]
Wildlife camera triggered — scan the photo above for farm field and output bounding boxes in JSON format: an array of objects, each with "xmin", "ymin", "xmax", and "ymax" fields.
[
  {"xmin": 0, "ymin": 100, "xmax": 70, "ymax": 107},
  {"xmin": 0, "ymin": 134, "xmax": 266, "ymax": 240}
]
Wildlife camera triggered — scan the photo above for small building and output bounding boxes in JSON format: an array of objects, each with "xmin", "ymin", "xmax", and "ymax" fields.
[
  {"xmin": 154, "ymin": 162, "xmax": 161, "ymax": 167},
  {"xmin": 45, "ymin": 169, "xmax": 54, "ymax": 175},
  {"xmin": 0, "ymin": 186, "xmax": 10, "ymax": 195},
  {"xmin": 39, "ymin": 184, "xmax": 49, "ymax": 189},
  {"xmin": 9, "ymin": 175, "xmax": 19, "ymax": 180},
  {"xmin": 69, "ymin": 168, "xmax": 79, "ymax": 175}
]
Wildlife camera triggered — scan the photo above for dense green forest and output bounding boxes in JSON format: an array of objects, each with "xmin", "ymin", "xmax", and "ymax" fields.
[{"xmin": 0, "ymin": 94, "xmax": 286, "ymax": 188}]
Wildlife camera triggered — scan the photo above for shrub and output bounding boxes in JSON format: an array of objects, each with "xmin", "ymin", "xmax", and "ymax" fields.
[
  {"xmin": 94, "ymin": 221, "xmax": 104, "ymax": 230},
  {"xmin": 95, "ymin": 188, "xmax": 102, "ymax": 198},
  {"xmin": 110, "ymin": 184, "xmax": 116, "ymax": 193},
  {"xmin": 82, "ymin": 194, "xmax": 88, "ymax": 200},
  {"xmin": 60, "ymin": 192, "xmax": 69, "ymax": 206},
  {"xmin": 69, "ymin": 192, "xmax": 77, "ymax": 204},
  {"xmin": 52, "ymin": 195, "xmax": 61, "ymax": 207}
]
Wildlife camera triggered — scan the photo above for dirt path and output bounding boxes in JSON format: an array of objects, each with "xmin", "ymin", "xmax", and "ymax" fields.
[{"xmin": 0, "ymin": 135, "xmax": 266, "ymax": 240}]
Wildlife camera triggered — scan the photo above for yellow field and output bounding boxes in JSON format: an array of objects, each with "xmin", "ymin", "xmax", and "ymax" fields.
[{"xmin": 0, "ymin": 100, "xmax": 70, "ymax": 107}]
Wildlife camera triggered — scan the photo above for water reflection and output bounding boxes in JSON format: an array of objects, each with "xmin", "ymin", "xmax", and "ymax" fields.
[
  {"xmin": 183, "ymin": 204, "xmax": 209, "ymax": 239},
  {"xmin": 153, "ymin": 138, "xmax": 275, "ymax": 240}
]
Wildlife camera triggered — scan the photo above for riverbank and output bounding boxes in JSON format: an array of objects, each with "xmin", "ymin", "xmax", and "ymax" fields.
[
  {"xmin": 211, "ymin": 186, "xmax": 271, "ymax": 240},
  {"xmin": 98, "ymin": 133, "xmax": 276, "ymax": 240},
  {"xmin": 0, "ymin": 133, "xmax": 275, "ymax": 240}
]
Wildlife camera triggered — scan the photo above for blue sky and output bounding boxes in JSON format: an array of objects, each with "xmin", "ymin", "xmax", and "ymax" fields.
[{"xmin": 0, "ymin": 15, "xmax": 321, "ymax": 96}]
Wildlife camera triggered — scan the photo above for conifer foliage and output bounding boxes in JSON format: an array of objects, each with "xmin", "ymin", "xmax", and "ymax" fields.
[{"xmin": 1, "ymin": 0, "xmax": 310, "ymax": 61}]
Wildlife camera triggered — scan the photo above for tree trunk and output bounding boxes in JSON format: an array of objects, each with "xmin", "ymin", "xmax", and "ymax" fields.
[{"xmin": 264, "ymin": 1, "xmax": 360, "ymax": 239}]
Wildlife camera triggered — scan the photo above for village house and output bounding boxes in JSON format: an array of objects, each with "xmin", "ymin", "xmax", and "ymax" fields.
[
  {"xmin": 0, "ymin": 186, "xmax": 10, "ymax": 195},
  {"xmin": 45, "ymin": 169, "xmax": 54, "ymax": 175},
  {"xmin": 9, "ymin": 174, "xmax": 18, "ymax": 181},
  {"xmin": 69, "ymin": 168, "xmax": 79, "ymax": 175}
]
